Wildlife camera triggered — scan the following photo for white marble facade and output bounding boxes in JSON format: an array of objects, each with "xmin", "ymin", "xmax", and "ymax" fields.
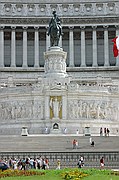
[
  {"xmin": 0, "ymin": 0, "xmax": 119, "ymax": 136},
  {"xmin": 0, "ymin": 46, "xmax": 119, "ymax": 136}
]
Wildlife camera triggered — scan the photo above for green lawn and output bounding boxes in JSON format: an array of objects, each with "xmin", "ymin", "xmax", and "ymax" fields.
[
  {"xmin": 2, "ymin": 174, "xmax": 119, "ymax": 180},
  {"xmin": 1, "ymin": 169, "xmax": 119, "ymax": 180}
]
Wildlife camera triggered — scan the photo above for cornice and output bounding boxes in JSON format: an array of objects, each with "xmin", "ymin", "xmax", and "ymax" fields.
[
  {"xmin": 0, "ymin": 17, "xmax": 119, "ymax": 26},
  {"xmin": 0, "ymin": 2, "xmax": 119, "ymax": 18}
]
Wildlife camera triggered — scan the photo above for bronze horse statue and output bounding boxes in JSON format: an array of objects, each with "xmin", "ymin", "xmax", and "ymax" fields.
[{"xmin": 47, "ymin": 11, "xmax": 62, "ymax": 47}]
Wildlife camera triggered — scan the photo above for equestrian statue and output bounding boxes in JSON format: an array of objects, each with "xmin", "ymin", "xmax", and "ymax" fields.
[{"xmin": 47, "ymin": 10, "xmax": 63, "ymax": 47}]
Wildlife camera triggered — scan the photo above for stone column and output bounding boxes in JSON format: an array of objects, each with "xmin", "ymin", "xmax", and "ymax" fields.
[
  {"xmin": 116, "ymin": 25, "xmax": 119, "ymax": 66},
  {"xmin": 11, "ymin": 26, "xmax": 16, "ymax": 67},
  {"xmin": 104, "ymin": 26, "xmax": 109, "ymax": 66},
  {"xmin": 34, "ymin": 26, "xmax": 39, "ymax": 67},
  {"xmin": 80, "ymin": 26, "xmax": 86, "ymax": 67},
  {"xmin": 62, "ymin": 96, "xmax": 67, "ymax": 120},
  {"xmin": 0, "ymin": 26, "xmax": 4, "ymax": 67},
  {"xmin": 69, "ymin": 26, "xmax": 74, "ymax": 67},
  {"xmin": 22, "ymin": 26, "xmax": 28, "ymax": 67},
  {"xmin": 46, "ymin": 26, "xmax": 50, "ymax": 51},
  {"xmin": 45, "ymin": 96, "xmax": 50, "ymax": 120},
  {"xmin": 92, "ymin": 26, "xmax": 98, "ymax": 67}
]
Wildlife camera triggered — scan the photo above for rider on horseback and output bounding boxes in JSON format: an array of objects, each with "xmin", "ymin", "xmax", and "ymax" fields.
[{"xmin": 47, "ymin": 10, "xmax": 63, "ymax": 36}]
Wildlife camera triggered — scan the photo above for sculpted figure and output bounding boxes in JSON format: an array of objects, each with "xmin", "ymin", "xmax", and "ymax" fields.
[
  {"xmin": 50, "ymin": 97, "xmax": 62, "ymax": 118},
  {"xmin": 47, "ymin": 10, "xmax": 63, "ymax": 46}
]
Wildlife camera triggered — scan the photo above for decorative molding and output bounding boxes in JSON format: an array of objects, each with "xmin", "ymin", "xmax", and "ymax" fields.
[
  {"xmin": 0, "ymin": 2, "xmax": 119, "ymax": 18},
  {"xmin": 0, "ymin": 17, "xmax": 119, "ymax": 26}
]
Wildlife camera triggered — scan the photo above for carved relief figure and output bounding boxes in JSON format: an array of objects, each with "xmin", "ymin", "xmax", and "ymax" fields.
[{"xmin": 68, "ymin": 99, "xmax": 118, "ymax": 121}]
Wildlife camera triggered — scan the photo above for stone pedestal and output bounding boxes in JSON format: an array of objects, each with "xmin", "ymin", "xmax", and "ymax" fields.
[
  {"xmin": 21, "ymin": 127, "xmax": 28, "ymax": 136},
  {"xmin": 44, "ymin": 46, "xmax": 68, "ymax": 78}
]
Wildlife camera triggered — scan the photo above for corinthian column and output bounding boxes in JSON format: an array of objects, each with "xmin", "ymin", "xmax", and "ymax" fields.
[
  {"xmin": 80, "ymin": 26, "xmax": 86, "ymax": 67},
  {"xmin": 104, "ymin": 26, "xmax": 109, "ymax": 66},
  {"xmin": 46, "ymin": 26, "xmax": 50, "ymax": 51},
  {"xmin": 0, "ymin": 26, "xmax": 4, "ymax": 67},
  {"xmin": 92, "ymin": 26, "xmax": 98, "ymax": 67},
  {"xmin": 11, "ymin": 26, "xmax": 16, "ymax": 67},
  {"xmin": 69, "ymin": 26, "xmax": 74, "ymax": 67},
  {"xmin": 22, "ymin": 26, "xmax": 28, "ymax": 67},
  {"xmin": 34, "ymin": 26, "xmax": 39, "ymax": 67}
]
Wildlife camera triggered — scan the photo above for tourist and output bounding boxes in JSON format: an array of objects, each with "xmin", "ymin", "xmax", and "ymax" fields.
[
  {"xmin": 100, "ymin": 157, "xmax": 105, "ymax": 168},
  {"xmin": 42, "ymin": 158, "xmax": 46, "ymax": 170},
  {"xmin": 100, "ymin": 127, "xmax": 103, "ymax": 136},
  {"xmin": 107, "ymin": 128, "xmax": 110, "ymax": 136},
  {"xmin": 45, "ymin": 158, "xmax": 49, "ymax": 169},
  {"xmin": 76, "ymin": 129, "xmax": 79, "ymax": 135},
  {"xmin": 72, "ymin": 139, "xmax": 76, "ymax": 149},
  {"xmin": 89, "ymin": 137, "xmax": 92, "ymax": 144},
  {"xmin": 90, "ymin": 137, "xmax": 95, "ymax": 147},
  {"xmin": 91, "ymin": 141, "xmax": 95, "ymax": 146},
  {"xmin": 21, "ymin": 158, "xmax": 26, "ymax": 170},
  {"xmin": 45, "ymin": 126, "xmax": 48, "ymax": 134},
  {"xmin": 80, "ymin": 156, "xmax": 84, "ymax": 167},
  {"xmin": 56, "ymin": 159, "xmax": 61, "ymax": 170},
  {"xmin": 29, "ymin": 158, "xmax": 34, "ymax": 169},
  {"xmin": 64, "ymin": 127, "xmax": 67, "ymax": 134},
  {"xmin": 77, "ymin": 158, "xmax": 82, "ymax": 168},
  {"xmin": 75, "ymin": 140, "xmax": 78, "ymax": 149},
  {"xmin": 104, "ymin": 128, "xmax": 107, "ymax": 136}
]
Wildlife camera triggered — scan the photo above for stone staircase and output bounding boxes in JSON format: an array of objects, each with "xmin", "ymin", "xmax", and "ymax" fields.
[{"xmin": 0, "ymin": 135, "xmax": 119, "ymax": 169}]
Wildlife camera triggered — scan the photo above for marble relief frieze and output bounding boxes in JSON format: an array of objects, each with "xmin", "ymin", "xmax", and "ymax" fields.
[
  {"xmin": 0, "ymin": 100, "xmax": 44, "ymax": 120},
  {"xmin": 68, "ymin": 99, "xmax": 118, "ymax": 121},
  {"xmin": 0, "ymin": 2, "xmax": 118, "ymax": 18}
]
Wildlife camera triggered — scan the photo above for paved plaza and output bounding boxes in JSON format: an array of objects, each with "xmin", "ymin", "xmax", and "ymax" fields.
[{"xmin": 0, "ymin": 135, "xmax": 119, "ymax": 152}]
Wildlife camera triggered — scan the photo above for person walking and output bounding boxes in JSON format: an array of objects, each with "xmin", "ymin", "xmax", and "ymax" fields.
[
  {"xmin": 100, "ymin": 157, "xmax": 105, "ymax": 168},
  {"xmin": 56, "ymin": 159, "xmax": 61, "ymax": 170},
  {"xmin": 72, "ymin": 139, "xmax": 77, "ymax": 149},
  {"xmin": 77, "ymin": 158, "xmax": 82, "ymax": 168},
  {"xmin": 107, "ymin": 128, "xmax": 110, "ymax": 136},
  {"xmin": 104, "ymin": 128, "xmax": 107, "ymax": 136},
  {"xmin": 100, "ymin": 127, "xmax": 103, "ymax": 136}
]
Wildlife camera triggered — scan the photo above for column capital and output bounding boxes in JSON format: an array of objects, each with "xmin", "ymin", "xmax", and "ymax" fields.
[
  {"xmin": 80, "ymin": 26, "xmax": 85, "ymax": 30},
  {"xmin": 34, "ymin": 26, "xmax": 39, "ymax": 30},
  {"xmin": 92, "ymin": 25, "xmax": 97, "ymax": 30},
  {"xmin": 22, "ymin": 26, "xmax": 28, "ymax": 30},
  {"xmin": 0, "ymin": 26, "xmax": 5, "ymax": 30},
  {"xmin": 11, "ymin": 26, "xmax": 16, "ymax": 30},
  {"xmin": 69, "ymin": 26, "xmax": 74, "ymax": 30},
  {"xmin": 103, "ymin": 25, "xmax": 109, "ymax": 29},
  {"xmin": 115, "ymin": 25, "xmax": 119, "ymax": 29}
]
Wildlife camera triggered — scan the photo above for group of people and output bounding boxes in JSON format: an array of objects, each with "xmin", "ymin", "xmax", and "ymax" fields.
[
  {"xmin": 0, "ymin": 157, "xmax": 62, "ymax": 171},
  {"xmin": 100, "ymin": 127, "xmax": 110, "ymax": 136},
  {"xmin": 0, "ymin": 157, "xmax": 49, "ymax": 170},
  {"xmin": 77, "ymin": 156, "xmax": 105, "ymax": 169},
  {"xmin": 0, "ymin": 155, "xmax": 105, "ymax": 170}
]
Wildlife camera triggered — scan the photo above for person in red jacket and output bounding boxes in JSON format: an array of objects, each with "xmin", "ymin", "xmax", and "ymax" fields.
[{"xmin": 100, "ymin": 157, "xmax": 104, "ymax": 168}]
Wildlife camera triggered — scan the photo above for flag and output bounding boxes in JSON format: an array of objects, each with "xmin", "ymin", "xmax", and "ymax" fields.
[{"xmin": 112, "ymin": 36, "xmax": 119, "ymax": 57}]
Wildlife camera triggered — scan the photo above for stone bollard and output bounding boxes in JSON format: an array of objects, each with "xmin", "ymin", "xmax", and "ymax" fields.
[{"xmin": 21, "ymin": 127, "xmax": 28, "ymax": 136}]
